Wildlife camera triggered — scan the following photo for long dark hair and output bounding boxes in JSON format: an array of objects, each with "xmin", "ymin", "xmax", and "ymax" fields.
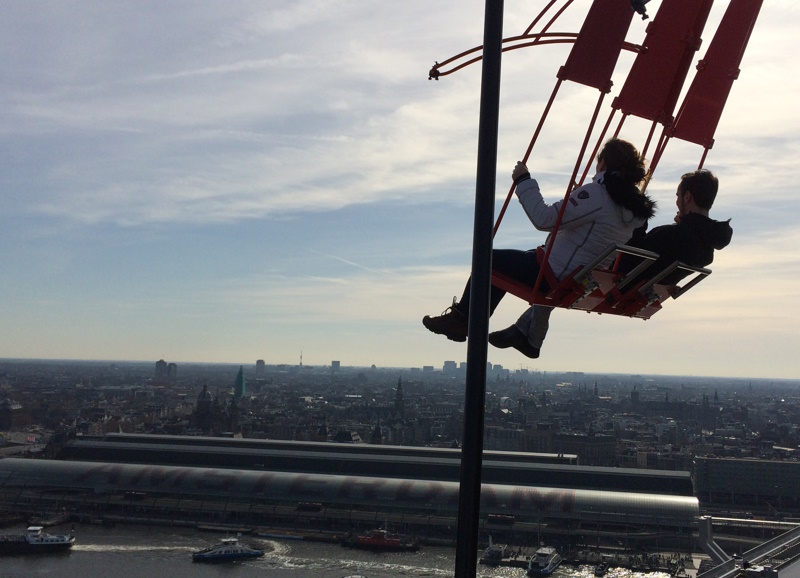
[{"xmin": 598, "ymin": 138, "xmax": 655, "ymax": 220}]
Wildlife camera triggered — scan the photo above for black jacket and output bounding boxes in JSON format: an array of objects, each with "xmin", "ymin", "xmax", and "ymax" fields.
[{"xmin": 621, "ymin": 213, "xmax": 733, "ymax": 286}]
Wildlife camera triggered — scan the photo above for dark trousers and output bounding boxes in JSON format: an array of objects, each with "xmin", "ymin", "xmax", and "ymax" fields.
[{"xmin": 456, "ymin": 248, "xmax": 548, "ymax": 316}]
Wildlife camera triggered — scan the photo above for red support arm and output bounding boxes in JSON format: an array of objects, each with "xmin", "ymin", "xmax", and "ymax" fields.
[
  {"xmin": 669, "ymin": 0, "xmax": 764, "ymax": 148},
  {"xmin": 612, "ymin": 0, "xmax": 714, "ymax": 124}
]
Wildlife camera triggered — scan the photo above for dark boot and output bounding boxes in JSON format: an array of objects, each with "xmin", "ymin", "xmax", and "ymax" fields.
[
  {"xmin": 488, "ymin": 325, "xmax": 540, "ymax": 359},
  {"xmin": 422, "ymin": 299, "xmax": 468, "ymax": 342}
]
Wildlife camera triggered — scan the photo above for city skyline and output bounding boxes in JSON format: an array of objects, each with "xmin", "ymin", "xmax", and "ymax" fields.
[
  {"xmin": 4, "ymin": 356, "xmax": 800, "ymax": 390},
  {"xmin": 2, "ymin": 2, "xmax": 798, "ymax": 380}
]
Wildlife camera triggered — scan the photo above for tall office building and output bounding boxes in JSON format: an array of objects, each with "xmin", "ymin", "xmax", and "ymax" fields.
[
  {"xmin": 154, "ymin": 359, "xmax": 177, "ymax": 386},
  {"xmin": 167, "ymin": 363, "xmax": 177, "ymax": 384},
  {"xmin": 234, "ymin": 366, "xmax": 246, "ymax": 399},
  {"xmin": 154, "ymin": 359, "xmax": 168, "ymax": 381}
]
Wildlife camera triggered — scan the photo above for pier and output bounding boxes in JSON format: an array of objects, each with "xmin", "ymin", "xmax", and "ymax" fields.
[{"xmin": 479, "ymin": 544, "xmax": 706, "ymax": 576}]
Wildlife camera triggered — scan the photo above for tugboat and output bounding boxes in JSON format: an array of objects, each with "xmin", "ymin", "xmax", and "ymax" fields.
[
  {"xmin": 0, "ymin": 526, "xmax": 75, "ymax": 554},
  {"xmin": 192, "ymin": 536, "xmax": 264, "ymax": 563},
  {"xmin": 341, "ymin": 528, "xmax": 420, "ymax": 552},
  {"xmin": 526, "ymin": 546, "xmax": 562, "ymax": 576}
]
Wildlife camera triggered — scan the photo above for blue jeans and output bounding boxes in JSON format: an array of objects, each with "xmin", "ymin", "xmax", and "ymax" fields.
[{"xmin": 456, "ymin": 248, "xmax": 549, "ymax": 315}]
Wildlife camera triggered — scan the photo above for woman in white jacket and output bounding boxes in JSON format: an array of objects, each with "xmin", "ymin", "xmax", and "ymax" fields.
[{"xmin": 422, "ymin": 138, "xmax": 655, "ymax": 358}]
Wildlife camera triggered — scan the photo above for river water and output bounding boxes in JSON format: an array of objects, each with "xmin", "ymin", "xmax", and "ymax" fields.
[{"xmin": 0, "ymin": 523, "xmax": 673, "ymax": 578}]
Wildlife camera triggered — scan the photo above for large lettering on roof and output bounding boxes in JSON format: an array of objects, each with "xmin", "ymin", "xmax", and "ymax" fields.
[
  {"xmin": 76, "ymin": 463, "xmax": 124, "ymax": 485},
  {"xmin": 129, "ymin": 465, "xmax": 190, "ymax": 487},
  {"xmin": 192, "ymin": 469, "xmax": 238, "ymax": 491},
  {"xmin": 336, "ymin": 476, "xmax": 388, "ymax": 501},
  {"xmin": 287, "ymin": 473, "xmax": 332, "ymax": 499},
  {"xmin": 481, "ymin": 485, "xmax": 500, "ymax": 509},
  {"xmin": 510, "ymin": 487, "xmax": 575, "ymax": 513},
  {"xmin": 252, "ymin": 472, "xmax": 277, "ymax": 494}
]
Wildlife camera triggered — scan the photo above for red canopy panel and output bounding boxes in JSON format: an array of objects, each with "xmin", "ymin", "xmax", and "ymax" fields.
[
  {"xmin": 556, "ymin": 0, "xmax": 635, "ymax": 92},
  {"xmin": 612, "ymin": 0, "xmax": 714, "ymax": 123},
  {"xmin": 670, "ymin": 0, "xmax": 764, "ymax": 148}
]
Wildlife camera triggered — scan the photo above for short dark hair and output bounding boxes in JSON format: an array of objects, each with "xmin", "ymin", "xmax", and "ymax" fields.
[{"xmin": 679, "ymin": 170, "xmax": 718, "ymax": 209}]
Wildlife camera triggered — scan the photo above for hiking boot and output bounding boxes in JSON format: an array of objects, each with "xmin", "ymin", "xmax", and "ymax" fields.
[
  {"xmin": 422, "ymin": 299, "xmax": 468, "ymax": 342},
  {"xmin": 488, "ymin": 325, "xmax": 540, "ymax": 359}
]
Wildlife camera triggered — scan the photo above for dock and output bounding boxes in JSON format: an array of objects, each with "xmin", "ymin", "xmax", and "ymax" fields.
[
  {"xmin": 479, "ymin": 544, "xmax": 535, "ymax": 568},
  {"xmin": 480, "ymin": 545, "xmax": 707, "ymax": 575}
]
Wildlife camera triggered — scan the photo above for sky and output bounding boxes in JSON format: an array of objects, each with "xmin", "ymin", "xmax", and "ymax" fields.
[{"xmin": 1, "ymin": 1, "xmax": 798, "ymax": 380}]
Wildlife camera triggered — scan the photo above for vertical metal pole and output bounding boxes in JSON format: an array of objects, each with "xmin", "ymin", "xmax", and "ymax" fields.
[{"xmin": 454, "ymin": 1, "xmax": 504, "ymax": 577}]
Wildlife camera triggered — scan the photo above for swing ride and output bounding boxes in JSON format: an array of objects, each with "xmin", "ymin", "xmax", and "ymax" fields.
[
  {"xmin": 432, "ymin": 4, "xmax": 765, "ymax": 575},
  {"xmin": 428, "ymin": 0, "xmax": 762, "ymax": 320}
]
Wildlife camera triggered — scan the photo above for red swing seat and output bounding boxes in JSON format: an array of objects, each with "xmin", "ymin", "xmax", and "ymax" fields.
[{"xmin": 490, "ymin": 243, "xmax": 711, "ymax": 320}]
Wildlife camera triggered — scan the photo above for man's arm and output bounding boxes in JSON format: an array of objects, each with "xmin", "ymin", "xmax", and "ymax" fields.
[
  {"xmin": 630, "ymin": 223, "xmax": 682, "ymax": 259},
  {"xmin": 627, "ymin": 223, "xmax": 648, "ymax": 246},
  {"xmin": 620, "ymin": 223, "xmax": 684, "ymax": 278}
]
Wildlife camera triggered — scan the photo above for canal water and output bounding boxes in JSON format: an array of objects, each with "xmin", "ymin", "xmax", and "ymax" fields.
[{"xmin": 0, "ymin": 523, "xmax": 674, "ymax": 578}]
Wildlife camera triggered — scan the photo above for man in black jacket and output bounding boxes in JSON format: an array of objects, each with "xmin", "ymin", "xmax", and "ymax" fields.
[{"xmin": 621, "ymin": 169, "xmax": 733, "ymax": 285}]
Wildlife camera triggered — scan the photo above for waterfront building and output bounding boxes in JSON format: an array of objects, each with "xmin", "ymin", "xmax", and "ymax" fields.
[
  {"xmin": 0, "ymin": 455, "xmax": 698, "ymax": 551},
  {"xmin": 695, "ymin": 457, "xmax": 800, "ymax": 512}
]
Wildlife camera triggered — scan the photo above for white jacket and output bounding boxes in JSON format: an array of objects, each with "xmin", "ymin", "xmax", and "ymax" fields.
[{"xmin": 515, "ymin": 171, "xmax": 647, "ymax": 279}]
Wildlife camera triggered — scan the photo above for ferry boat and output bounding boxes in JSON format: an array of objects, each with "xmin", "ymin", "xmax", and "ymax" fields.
[
  {"xmin": 0, "ymin": 526, "xmax": 75, "ymax": 554},
  {"xmin": 341, "ymin": 529, "xmax": 420, "ymax": 552},
  {"xmin": 526, "ymin": 546, "xmax": 562, "ymax": 576},
  {"xmin": 192, "ymin": 536, "xmax": 264, "ymax": 563}
]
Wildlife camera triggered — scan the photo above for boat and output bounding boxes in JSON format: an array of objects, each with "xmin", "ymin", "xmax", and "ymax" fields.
[
  {"xmin": 744, "ymin": 564, "xmax": 778, "ymax": 578},
  {"xmin": 28, "ymin": 512, "xmax": 70, "ymax": 527},
  {"xmin": 479, "ymin": 536, "xmax": 507, "ymax": 566},
  {"xmin": 196, "ymin": 523, "xmax": 252, "ymax": 534},
  {"xmin": 192, "ymin": 536, "xmax": 264, "ymax": 563},
  {"xmin": 0, "ymin": 526, "xmax": 75, "ymax": 554},
  {"xmin": 254, "ymin": 529, "xmax": 304, "ymax": 540},
  {"xmin": 341, "ymin": 529, "xmax": 420, "ymax": 552},
  {"xmin": 527, "ymin": 546, "xmax": 562, "ymax": 576},
  {"xmin": 595, "ymin": 560, "xmax": 610, "ymax": 576}
]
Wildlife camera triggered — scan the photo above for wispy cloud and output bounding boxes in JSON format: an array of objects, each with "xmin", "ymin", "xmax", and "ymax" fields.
[{"xmin": 1, "ymin": 1, "xmax": 799, "ymax": 377}]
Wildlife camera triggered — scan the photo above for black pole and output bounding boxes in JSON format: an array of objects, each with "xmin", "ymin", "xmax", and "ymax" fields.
[{"xmin": 453, "ymin": 1, "xmax": 504, "ymax": 577}]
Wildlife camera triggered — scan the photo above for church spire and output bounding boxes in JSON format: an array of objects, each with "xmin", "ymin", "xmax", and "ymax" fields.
[{"xmin": 394, "ymin": 378, "xmax": 405, "ymax": 419}]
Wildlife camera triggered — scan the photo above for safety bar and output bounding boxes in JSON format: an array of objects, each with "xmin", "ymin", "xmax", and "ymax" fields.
[
  {"xmin": 638, "ymin": 261, "xmax": 712, "ymax": 297},
  {"xmin": 573, "ymin": 243, "xmax": 660, "ymax": 285}
]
